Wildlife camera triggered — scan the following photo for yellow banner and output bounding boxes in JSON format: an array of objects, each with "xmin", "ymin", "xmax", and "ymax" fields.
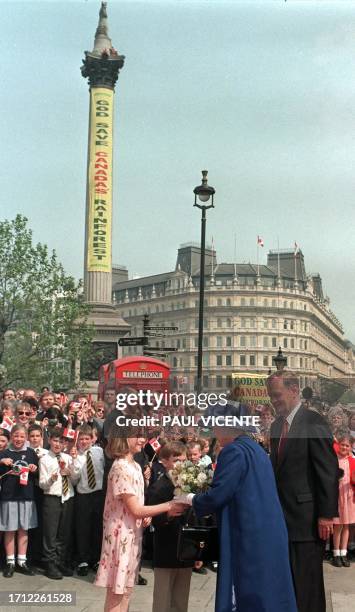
[
  {"xmin": 87, "ymin": 88, "xmax": 113, "ymax": 272},
  {"xmin": 231, "ymin": 372, "xmax": 271, "ymax": 407}
]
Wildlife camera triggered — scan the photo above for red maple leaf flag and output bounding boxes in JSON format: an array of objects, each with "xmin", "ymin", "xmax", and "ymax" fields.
[
  {"xmin": 63, "ymin": 427, "xmax": 76, "ymax": 440},
  {"xmin": 0, "ymin": 416, "xmax": 14, "ymax": 432},
  {"xmin": 257, "ymin": 236, "xmax": 264, "ymax": 247},
  {"xmin": 148, "ymin": 438, "xmax": 161, "ymax": 452}
]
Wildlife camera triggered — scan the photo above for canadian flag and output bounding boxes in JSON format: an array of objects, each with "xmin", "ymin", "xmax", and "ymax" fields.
[
  {"xmin": 257, "ymin": 236, "xmax": 264, "ymax": 247},
  {"xmin": 148, "ymin": 438, "xmax": 161, "ymax": 453},
  {"xmin": 294, "ymin": 241, "xmax": 299, "ymax": 256},
  {"xmin": 0, "ymin": 416, "xmax": 14, "ymax": 432},
  {"xmin": 63, "ymin": 427, "xmax": 76, "ymax": 440}
]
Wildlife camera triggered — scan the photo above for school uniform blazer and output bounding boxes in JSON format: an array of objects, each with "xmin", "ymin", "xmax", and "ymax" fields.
[{"xmin": 270, "ymin": 406, "xmax": 339, "ymax": 542}]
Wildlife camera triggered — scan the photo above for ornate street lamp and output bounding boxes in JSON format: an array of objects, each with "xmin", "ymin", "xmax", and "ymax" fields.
[
  {"xmin": 273, "ymin": 347, "xmax": 287, "ymax": 372},
  {"xmin": 194, "ymin": 170, "xmax": 215, "ymax": 393}
]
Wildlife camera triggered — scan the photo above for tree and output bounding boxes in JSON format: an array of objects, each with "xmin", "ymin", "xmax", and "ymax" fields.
[{"xmin": 0, "ymin": 215, "xmax": 93, "ymax": 390}]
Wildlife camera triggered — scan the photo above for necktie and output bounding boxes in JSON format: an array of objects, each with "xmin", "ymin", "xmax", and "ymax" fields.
[
  {"xmin": 86, "ymin": 450, "xmax": 96, "ymax": 490},
  {"xmin": 278, "ymin": 419, "xmax": 289, "ymax": 462},
  {"xmin": 56, "ymin": 454, "xmax": 69, "ymax": 496}
]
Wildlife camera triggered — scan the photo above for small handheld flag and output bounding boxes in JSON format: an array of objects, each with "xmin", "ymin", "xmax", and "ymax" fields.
[{"xmin": 257, "ymin": 236, "xmax": 264, "ymax": 247}]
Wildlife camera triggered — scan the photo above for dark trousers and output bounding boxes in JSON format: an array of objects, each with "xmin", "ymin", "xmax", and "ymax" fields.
[
  {"xmin": 289, "ymin": 541, "xmax": 326, "ymax": 612},
  {"xmin": 75, "ymin": 490, "xmax": 104, "ymax": 565},
  {"xmin": 28, "ymin": 486, "xmax": 44, "ymax": 564},
  {"xmin": 42, "ymin": 495, "xmax": 74, "ymax": 567}
]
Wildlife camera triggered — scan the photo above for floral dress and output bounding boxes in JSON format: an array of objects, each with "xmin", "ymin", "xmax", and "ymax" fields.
[
  {"xmin": 333, "ymin": 457, "xmax": 355, "ymax": 525},
  {"xmin": 95, "ymin": 458, "xmax": 144, "ymax": 594}
]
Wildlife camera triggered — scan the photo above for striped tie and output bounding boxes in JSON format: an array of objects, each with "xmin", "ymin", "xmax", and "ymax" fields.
[
  {"xmin": 86, "ymin": 450, "xmax": 96, "ymax": 490},
  {"xmin": 56, "ymin": 454, "xmax": 69, "ymax": 496}
]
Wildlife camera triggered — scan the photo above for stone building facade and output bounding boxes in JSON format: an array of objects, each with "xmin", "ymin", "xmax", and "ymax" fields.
[{"xmin": 112, "ymin": 245, "xmax": 354, "ymax": 392}]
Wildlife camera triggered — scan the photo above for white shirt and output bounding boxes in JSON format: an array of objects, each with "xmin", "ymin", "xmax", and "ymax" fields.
[
  {"xmin": 72, "ymin": 446, "xmax": 104, "ymax": 494},
  {"xmin": 286, "ymin": 402, "xmax": 302, "ymax": 429},
  {"xmin": 39, "ymin": 451, "xmax": 78, "ymax": 503},
  {"xmin": 31, "ymin": 447, "xmax": 48, "ymax": 460}
]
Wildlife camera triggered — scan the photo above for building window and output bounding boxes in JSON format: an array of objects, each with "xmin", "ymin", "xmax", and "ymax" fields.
[
  {"xmin": 203, "ymin": 376, "xmax": 209, "ymax": 388},
  {"xmin": 263, "ymin": 298, "xmax": 268, "ymax": 307},
  {"xmin": 250, "ymin": 336, "xmax": 256, "ymax": 347},
  {"xmin": 241, "ymin": 317, "xmax": 247, "ymax": 328},
  {"xmin": 272, "ymin": 319, "xmax": 277, "ymax": 329},
  {"xmin": 226, "ymin": 336, "xmax": 232, "ymax": 347},
  {"xmin": 226, "ymin": 298, "xmax": 231, "ymax": 306},
  {"xmin": 290, "ymin": 301, "xmax": 294, "ymax": 309},
  {"xmin": 263, "ymin": 356, "xmax": 269, "ymax": 366},
  {"xmin": 249, "ymin": 355, "xmax": 256, "ymax": 366},
  {"xmin": 272, "ymin": 299, "xmax": 277, "ymax": 307},
  {"xmin": 305, "ymin": 341, "xmax": 308, "ymax": 350},
  {"xmin": 226, "ymin": 355, "xmax": 232, "ymax": 366},
  {"xmin": 194, "ymin": 356, "xmax": 198, "ymax": 366},
  {"xmin": 182, "ymin": 338, "xmax": 186, "ymax": 349},
  {"xmin": 203, "ymin": 336, "xmax": 209, "ymax": 347},
  {"xmin": 263, "ymin": 319, "xmax": 268, "ymax": 329},
  {"xmin": 290, "ymin": 338, "xmax": 295, "ymax": 349},
  {"xmin": 217, "ymin": 318, "xmax": 222, "ymax": 328},
  {"xmin": 216, "ymin": 355, "xmax": 223, "ymax": 366},
  {"xmin": 217, "ymin": 298, "xmax": 223, "ymax": 306},
  {"xmin": 290, "ymin": 320, "xmax": 294, "ymax": 330},
  {"xmin": 272, "ymin": 337, "xmax": 277, "ymax": 348},
  {"xmin": 283, "ymin": 338, "xmax": 288, "ymax": 348},
  {"xmin": 240, "ymin": 336, "xmax": 246, "ymax": 347},
  {"xmin": 250, "ymin": 318, "xmax": 256, "ymax": 328},
  {"xmin": 283, "ymin": 320, "xmax": 288, "ymax": 330},
  {"xmin": 173, "ymin": 357, "xmax": 178, "ymax": 367},
  {"xmin": 300, "ymin": 357, "xmax": 303, "ymax": 367},
  {"xmin": 263, "ymin": 336, "xmax": 269, "ymax": 348},
  {"xmin": 226, "ymin": 375, "xmax": 232, "ymax": 387},
  {"xmin": 216, "ymin": 376, "xmax": 223, "ymax": 388},
  {"xmin": 250, "ymin": 298, "xmax": 255, "ymax": 306},
  {"xmin": 283, "ymin": 301, "xmax": 288, "ymax": 308},
  {"xmin": 203, "ymin": 354, "xmax": 209, "ymax": 366},
  {"xmin": 240, "ymin": 355, "xmax": 246, "ymax": 366},
  {"xmin": 216, "ymin": 336, "xmax": 222, "ymax": 347},
  {"xmin": 226, "ymin": 318, "xmax": 232, "ymax": 328}
]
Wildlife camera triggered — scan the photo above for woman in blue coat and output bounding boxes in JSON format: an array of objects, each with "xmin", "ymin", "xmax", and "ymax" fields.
[{"xmin": 175, "ymin": 414, "xmax": 297, "ymax": 612}]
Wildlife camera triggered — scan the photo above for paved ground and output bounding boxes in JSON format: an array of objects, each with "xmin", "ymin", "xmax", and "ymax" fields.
[{"xmin": 0, "ymin": 560, "xmax": 354, "ymax": 611}]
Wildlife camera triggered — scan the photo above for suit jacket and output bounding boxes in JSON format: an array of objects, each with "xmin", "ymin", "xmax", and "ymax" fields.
[{"xmin": 270, "ymin": 406, "xmax": 339, "ymax": 542}]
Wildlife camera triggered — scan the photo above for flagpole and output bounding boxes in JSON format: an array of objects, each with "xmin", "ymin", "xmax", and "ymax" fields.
[
  {"xmin": 294, "ymin": 242, "xmax": 297, "ymax": 284},
  {"xmin": 234, "ymin": 233, "xmax": 237, "ymax": 278},
  {"xmin": 257, "ymin": 237, "xmax": 259, "ymax": 277}
]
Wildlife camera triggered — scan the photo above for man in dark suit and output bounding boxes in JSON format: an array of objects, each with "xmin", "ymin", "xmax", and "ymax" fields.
[{"xmin": 267, "ymin": 371, "xmax": 339, "ymax": 612}]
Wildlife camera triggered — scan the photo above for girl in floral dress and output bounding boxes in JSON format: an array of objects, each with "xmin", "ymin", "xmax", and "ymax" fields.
[
  {"xmin": 95, "ymin": 434, "xmax": 185, "ymax": 612},
  {"xmin": 332, "ymin": 433, "xmax": 355, "ymax": 567}
]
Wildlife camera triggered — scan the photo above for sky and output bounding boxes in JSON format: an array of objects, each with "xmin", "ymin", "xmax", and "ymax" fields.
[{"xmin": 1, "ymin": 0, "xmax": 355, "ymax": 338}]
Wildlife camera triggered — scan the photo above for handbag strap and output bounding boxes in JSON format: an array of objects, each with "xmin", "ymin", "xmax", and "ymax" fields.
[{"xmin": 184, "ymin": 507, "xmax": 194, "ymax": 526}]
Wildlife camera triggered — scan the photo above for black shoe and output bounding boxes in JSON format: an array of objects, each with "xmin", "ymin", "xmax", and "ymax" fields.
[
  {"xmin": 136, "ymin": 573, "xmax": 147, "ymax": 585},
  {"xmin": 77, "ymin": 564, "xmax": 89, "ymax": 576},
  {"xmin": 57, "ymin": 565, "xmax": 73, "ymax": 577},
  {"xmin": 3, "ymin": 563, "xmax": 15, "ymax": 578},
  {"xmin": 341, "ymin": 555, "xmax": 350, "ymax": 567},
  {"xmin": 45, "ymin": 563, "xmax": 63, "ymax": 580},
  {"xmin": 193, "ymin": 566, "xmax": 208, "ymax": 575},
  {"xmin": 332, "ymin": 556, "xmax": 342, "ymax": 568},
  {"xmin": 16, "ymin": 563, "xmax": 35, "ymax": 576}
]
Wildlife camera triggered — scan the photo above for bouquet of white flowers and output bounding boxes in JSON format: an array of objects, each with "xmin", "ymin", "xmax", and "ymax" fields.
[{"xmin": 169, "ymin": 460, "xmax": 214, "ymax": 495}]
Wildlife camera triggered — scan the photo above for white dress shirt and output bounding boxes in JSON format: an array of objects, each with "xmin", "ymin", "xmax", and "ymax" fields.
[
  {"xmin": 286, "ymin": 402, "xmax": 302, "ymax": 429},
  {"xmin": 39, "ymin": 451, "xmax": 78, "ymax": 503},
  {"xmin": 73, "ymin": 445, "xmax": 104, "ymax": 494}
]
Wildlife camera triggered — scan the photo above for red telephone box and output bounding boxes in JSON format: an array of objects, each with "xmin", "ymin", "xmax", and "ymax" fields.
[{"xmin": 98, "ymin": 356, "xmax": 170, "ymax": 399}]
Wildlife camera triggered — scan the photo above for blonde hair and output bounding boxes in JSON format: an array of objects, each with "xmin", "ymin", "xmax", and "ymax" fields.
[{"xmin": 105, "ymin": 436, "xmax": 130, "ymax": 459}]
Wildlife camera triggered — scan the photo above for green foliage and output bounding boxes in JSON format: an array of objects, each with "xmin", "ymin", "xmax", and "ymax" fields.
[{"xmin": 0, "ymin": 215, "xmax": 93, "ymax": 390}]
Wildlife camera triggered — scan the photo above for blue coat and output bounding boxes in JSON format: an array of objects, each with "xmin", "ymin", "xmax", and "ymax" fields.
[{"xmin": 193, "ymin": 435, "xmax": 297, "ymax": 612}]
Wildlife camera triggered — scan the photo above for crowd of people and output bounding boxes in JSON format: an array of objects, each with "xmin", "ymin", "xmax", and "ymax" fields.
[{"xmin": 0, "ymin": 380, "xmax": 354, "ymax": 612}]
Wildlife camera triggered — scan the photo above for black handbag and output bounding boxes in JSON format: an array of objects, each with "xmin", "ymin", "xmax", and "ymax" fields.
[{"xmin": 177, "ymin": 524, "xmax": 219, "ymax": 562}]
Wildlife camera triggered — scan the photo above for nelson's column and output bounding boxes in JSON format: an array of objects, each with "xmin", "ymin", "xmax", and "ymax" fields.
[{"xmin": 80, "ymin": 2, "xmax": 129, "ymax": 383}]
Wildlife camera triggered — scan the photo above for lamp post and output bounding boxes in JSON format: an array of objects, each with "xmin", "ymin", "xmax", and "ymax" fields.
[
  {"xmin": 273, "ymin": 347, "xmax": 287, "ymax": 372},
  {"xmin": 193, "ymin": 170, "xmax": 215, "ymax": 394}
]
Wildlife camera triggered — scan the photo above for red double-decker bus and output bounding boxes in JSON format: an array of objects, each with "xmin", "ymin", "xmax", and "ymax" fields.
[{"xmin": 98, "ymin": 356, "xmax": 171, "ymax": 399}]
